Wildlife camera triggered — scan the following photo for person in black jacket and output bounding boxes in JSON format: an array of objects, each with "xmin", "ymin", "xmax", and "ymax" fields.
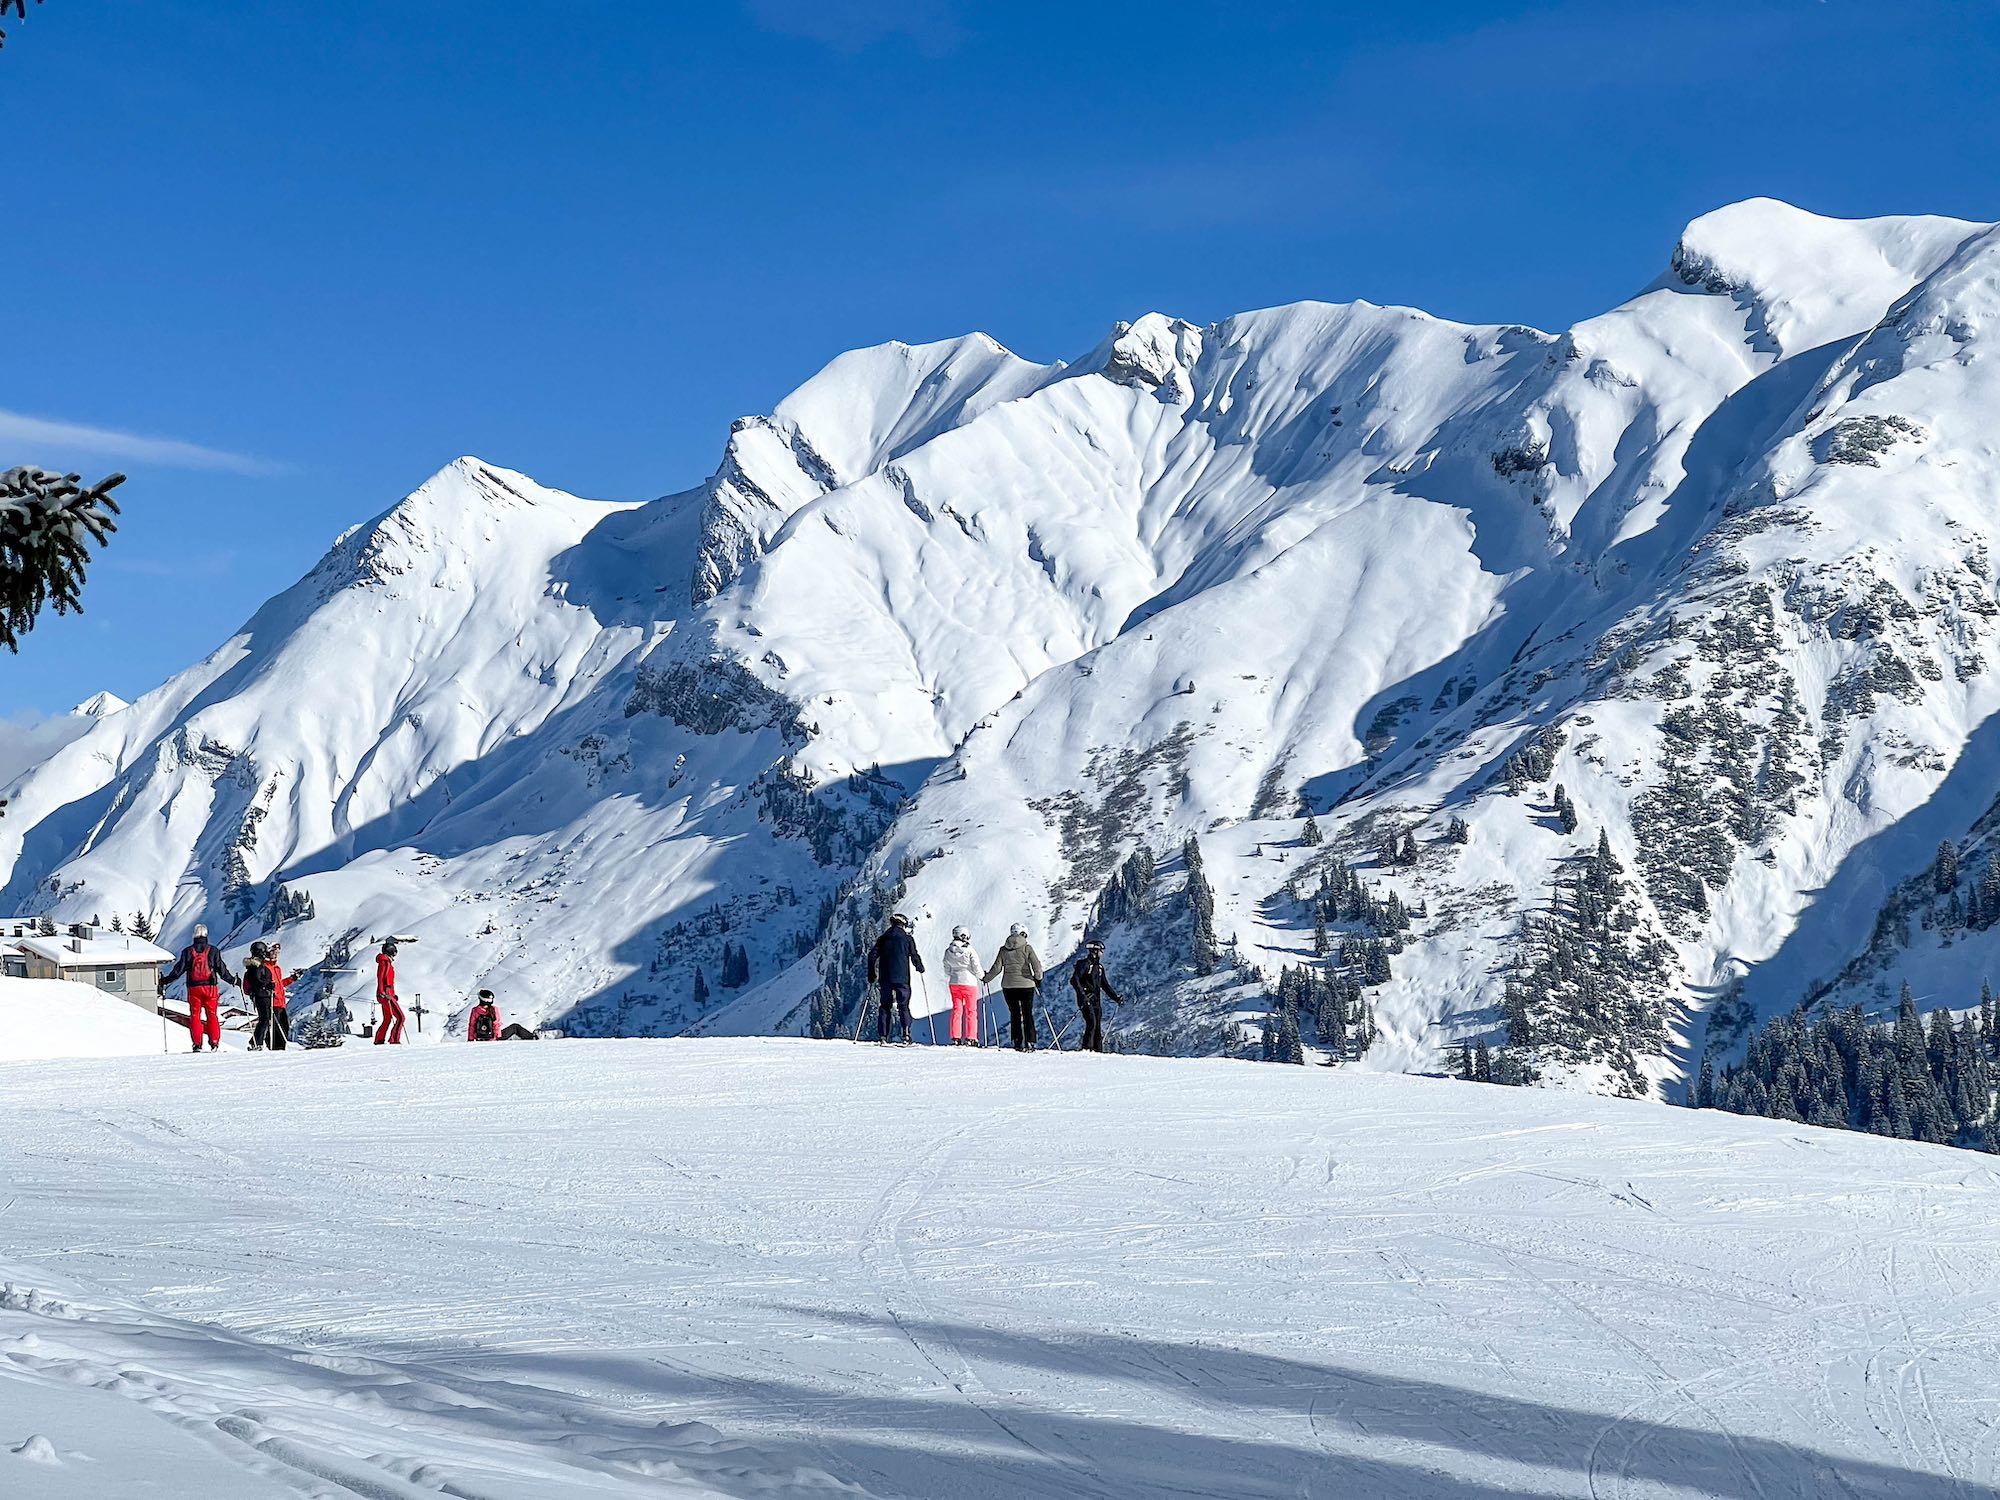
[
  {"xmin": 244, "ymin": 941, "xmax": 279, "ymax": 1051},
  {"xmin": 867, "ymin": 913, "xmax": 925, "ymax": 1046},
  {"xmin": 1069, "ymin": 939, "xmax": 1124, "ymax": 1053}
]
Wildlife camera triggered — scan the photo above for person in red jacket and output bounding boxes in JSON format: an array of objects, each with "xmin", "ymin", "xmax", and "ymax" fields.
[
  {"xmin": 267, "ymin": 940, "xmax": 291, "ymax": 1052},
  {"xmin": 161, "ymin": 924, "xmax": 239, "ymax": 1053},
  {"xmin": 467, "ymin": 989, "xmax": 500, "ymax": 1042},
  {"xmin": 374, "ymin": 939, "xmax": 406, "ymax": 1045}
]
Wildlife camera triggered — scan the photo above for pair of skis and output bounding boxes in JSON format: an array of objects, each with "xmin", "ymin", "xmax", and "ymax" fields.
[{"xmin": 848, "ymin": 979, "xmax": 1067, "ymax": 1050}]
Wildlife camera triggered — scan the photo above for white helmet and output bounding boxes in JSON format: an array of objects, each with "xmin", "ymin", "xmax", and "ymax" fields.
[
  {"xmin": 952, "ymin": 926, "xmax": 970, "ymax": 941},
  {"xmin": 192, "ymin": 923, "xmax": 209, "ymax": 940},
  {"xmin": 1010, "ymin": 923, "xmax": 1027, "ymax": 938}
]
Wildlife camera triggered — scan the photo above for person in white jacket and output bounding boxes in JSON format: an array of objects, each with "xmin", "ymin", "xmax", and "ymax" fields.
[{"xmin": 942, "ymin": 927, "xmax": 984, "ymax": 1046}]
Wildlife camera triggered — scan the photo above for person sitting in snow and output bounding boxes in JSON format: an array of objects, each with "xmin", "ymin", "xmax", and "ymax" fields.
[{"xmin": 467, "ymin": 990, "xmax": 501, "ymax": 1042}]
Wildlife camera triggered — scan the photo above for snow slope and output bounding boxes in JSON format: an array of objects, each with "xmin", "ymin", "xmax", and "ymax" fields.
[
  {"xmin": 0, "ymin": 1040, "xmax": 1994, "ymax": 1498},
  {"xmin": 12, "ymin": 199, "xmax": 2000, "ymax": 1093},
  {"xmin": 0, "ymin": 977, "xmax": 163, "ymax": 1061}
]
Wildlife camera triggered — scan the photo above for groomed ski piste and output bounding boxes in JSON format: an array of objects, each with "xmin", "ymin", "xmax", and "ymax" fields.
[{"xmin": 3, "ymin": 1039, "xmax": 1996, "ymax": 1499}]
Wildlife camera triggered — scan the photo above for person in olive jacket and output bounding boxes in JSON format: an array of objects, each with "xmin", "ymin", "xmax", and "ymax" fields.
[{"xmin": 983, "ymin": 924, "xmax": 1045, "ymax": 1052}]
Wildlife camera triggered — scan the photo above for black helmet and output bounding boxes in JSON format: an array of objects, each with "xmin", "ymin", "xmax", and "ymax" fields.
[
  {"xmin": 249, "ymin": 941, "xmax": 270, "ymax": 961},
  {"xmin": 477, "ymin": 989, "xmax": 494, "ymax": 1001},
  {"xmin": 383, "ymin": 939, "xmax": 399, "ymax": 956}
]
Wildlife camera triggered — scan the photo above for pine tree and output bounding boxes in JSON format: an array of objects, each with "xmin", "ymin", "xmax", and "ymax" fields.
[
  {"xmin": 1935, "ymin": 839, "xmax": 1961, "ymax": 897},
  {"xmin": 1473, "ymin": 1037, "xmax": 1492, "ymax": 1083},
  {"xmin": 0, "ymin": 467, "xmax": 124, "ymax": 650},
  {"xmin": 109, "ymin": 914, "xmax": 122, "ymax": 932},
  {"xmin": 1301, "ymin": 813, "xmax": 1322, "ymax": 847},
  {"xmin": 130, "ymin": 911, "xmax": 156, "ymax": 941},
  {"xmin": 1455, "ymin": 1042, "xmax": 1474, "ymax": 1081},
  {"xmin": 692, "ymin": 967, "xmax": 710, "ymax": 1007},
  {"xmin": 1184, "ymin": 837, "xmax": 1218, "ymax": 973},
  {"xmin": 1446, "ymin": 816, "xmax": 1470, "ymax": 845},
  {"xmin": 1695, "ymin": 1056, "xmax": 1714, "ymax": 1108},
  {"xmin": 1398, "ymin": 831, "xmax": 1419, "ymax": 866},
  {"xmin": 1312, "ymin": 908, "xmax": 1329, "ymax": 957},
  {"xmin": 294, "ymin": 1006, "xmax": 347, "ymax": 1049}
]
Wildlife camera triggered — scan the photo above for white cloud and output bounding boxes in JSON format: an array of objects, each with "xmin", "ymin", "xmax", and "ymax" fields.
[
  {"xmin": 0, "ymin": 710, "xmax": 92, "ymax": 788},
  {"xmin": 0, "ymin": 409, "xmax": 276, "ymax": 476},
  {"xmin": 743, "ymin": 0, "xmax": 964, "ymax": 55}
]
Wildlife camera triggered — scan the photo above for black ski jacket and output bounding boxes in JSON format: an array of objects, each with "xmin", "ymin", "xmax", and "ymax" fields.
[
  {"xmin": 163, "ymin": 940, "xmax": 239, "ymax": 991},
  {"xmin": 867, "ymin": 926, "xmax": 925, "ymax": 988},
  {"xmin": 243, "ymin": 960, "xmax": 276, "ymax": 1005},
  {"xmin": 1070, "ymin": 955, "xmax": 1123, "ymax": 1006}
]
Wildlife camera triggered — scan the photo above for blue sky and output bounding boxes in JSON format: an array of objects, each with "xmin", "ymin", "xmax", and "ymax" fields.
[{"xmin": 7, "ymin": 0, "xmax": 2000, "ymax": 713}]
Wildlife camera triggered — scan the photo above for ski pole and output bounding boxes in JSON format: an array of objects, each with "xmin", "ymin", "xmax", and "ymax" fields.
[{"xmin": 1056, "ymin": 1017, "xmax": 1076, "ymax": 1050}]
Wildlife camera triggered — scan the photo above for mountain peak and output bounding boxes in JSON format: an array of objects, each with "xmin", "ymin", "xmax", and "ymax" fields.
[
  {"xmin": 1666, "ymin": 198, "xmax": 1983, "ymax": 351},
  {"xmin": 1087, "ymin": 313, "xmax": 1206, "ymax": 394},
  {"xmin": 70, "ymin": 691, "xmax": 127, "ymax": 720}
]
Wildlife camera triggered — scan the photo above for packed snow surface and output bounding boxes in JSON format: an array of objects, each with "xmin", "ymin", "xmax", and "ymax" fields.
[
  {"xmin": 0, "ymin": 977, "xmax": 165, "ymax": 1062},
  {"xmin": 2, "ymin": 1040, "xmax": 1995, "ymax": 1498}
]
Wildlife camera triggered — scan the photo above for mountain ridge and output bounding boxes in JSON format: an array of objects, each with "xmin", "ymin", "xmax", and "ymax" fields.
[{"xmin": 9, "ymin": 198, "xmax": 2000, "ymax": 1097}]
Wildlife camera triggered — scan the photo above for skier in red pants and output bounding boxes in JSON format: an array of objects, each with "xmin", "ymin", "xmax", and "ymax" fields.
[
  {"xmin": 161, "ymin": 924, "xmax": 239, "ymax": 1053},
  {"xmin": 374, "ymin": 939, "xmax": 406, "ymax": 1045}
]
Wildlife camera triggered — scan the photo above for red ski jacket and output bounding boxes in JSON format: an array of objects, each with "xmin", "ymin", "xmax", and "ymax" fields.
[
  {"xmin": 269, "ymin": 963, "xmax": 288, "ymax": 1009},
  {"xmin": 376, "ymin": 952, "xmax": 397, "ymax": 1002},
  {"xmin": 467, "ymin": 1002, "xmax": 500, "ymax": 1042}
]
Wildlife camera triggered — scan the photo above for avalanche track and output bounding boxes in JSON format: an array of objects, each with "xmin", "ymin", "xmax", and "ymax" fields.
[{"xmin": 1, "ymin": 1040, "xmax": 1995, "ymax": 1499}]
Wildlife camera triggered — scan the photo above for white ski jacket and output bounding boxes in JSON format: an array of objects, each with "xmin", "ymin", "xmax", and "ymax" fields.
[{"xmin": 942, "ymin": 937, "xmax": 983, "ymax": 987}]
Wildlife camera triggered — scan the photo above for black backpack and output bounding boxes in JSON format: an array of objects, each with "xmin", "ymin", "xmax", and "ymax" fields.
[{"xmin": 472, "ymin": 1007, "xmax": 496, "ymax": 1041}]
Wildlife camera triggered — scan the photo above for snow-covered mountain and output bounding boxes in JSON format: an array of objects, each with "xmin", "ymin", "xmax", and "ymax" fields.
[{"xmin": 11, "ymin": 197, "xmax": 2000, "ymax": 1095}]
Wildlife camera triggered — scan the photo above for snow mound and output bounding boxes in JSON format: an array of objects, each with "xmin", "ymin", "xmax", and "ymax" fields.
[{"xmin": 0, "ymin": 978, "xmax": 163, "ymax": 1063}]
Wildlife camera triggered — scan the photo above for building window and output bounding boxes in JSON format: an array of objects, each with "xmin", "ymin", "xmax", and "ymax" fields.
[{"xmin": 97, "ymin": 968, "xmax": 126, "ymax": 992}]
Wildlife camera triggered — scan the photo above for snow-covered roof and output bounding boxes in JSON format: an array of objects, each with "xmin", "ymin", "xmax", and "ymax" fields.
[{"xmin": 17, "ymin": 933, "xmax": 173, "ymax": 968}]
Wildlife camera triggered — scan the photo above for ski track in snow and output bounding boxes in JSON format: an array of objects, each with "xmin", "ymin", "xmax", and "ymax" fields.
[{"xmin": 2, "ymin": 1039, "xmax": 1998, "ymax": 1499}]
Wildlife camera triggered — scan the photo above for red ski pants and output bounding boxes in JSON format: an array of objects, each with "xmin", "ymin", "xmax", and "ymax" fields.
[
  {"xmin": 186, "ymin": 987, "xmax": 221, "ymax": 1049},
  {"xmin": 375, "ymin": 994, "xmax": 406, "ymax": 1045}
]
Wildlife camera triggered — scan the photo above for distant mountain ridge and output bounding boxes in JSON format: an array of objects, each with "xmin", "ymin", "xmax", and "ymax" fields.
[{"xmin": 9, "ymin": 197, "xmax": 2000, "ymax": 1095}]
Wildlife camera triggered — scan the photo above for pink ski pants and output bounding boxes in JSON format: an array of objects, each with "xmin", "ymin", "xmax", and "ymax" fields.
[{"xmin": 949, "ymin": 983, "xmax": 980, "ymax": 1040}]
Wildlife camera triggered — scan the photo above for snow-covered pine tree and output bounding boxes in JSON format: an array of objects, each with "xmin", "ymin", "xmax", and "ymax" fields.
[
  {"xmin": 1473, "ymin": 1037, "xmax": 1492, "ymax": 1083},
  {"xmin": 130, "ymin": 911, "xmax": 156, "ymax": 940},
  {"xmin": 294, "ymin": 1006, "xmax": 347, "ymax": 1049},
  {"xmin": 1301, "ymin": 813, "xmax": 1322, "ymax": 847},
  {"xmin": 0, "ymin": 468, "xmax": 123, "ymax": 650},
  {"xmin": 1184, "ymin": 836, "xmax": 1217, "ymax": 973},
  {"xmin": 1446, "ymin": 816, "xmax": 1470, "ymax": 845},
  {"xmin": 692, "ymin": 967, "xmax": 710, "ymax": 1007}
]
